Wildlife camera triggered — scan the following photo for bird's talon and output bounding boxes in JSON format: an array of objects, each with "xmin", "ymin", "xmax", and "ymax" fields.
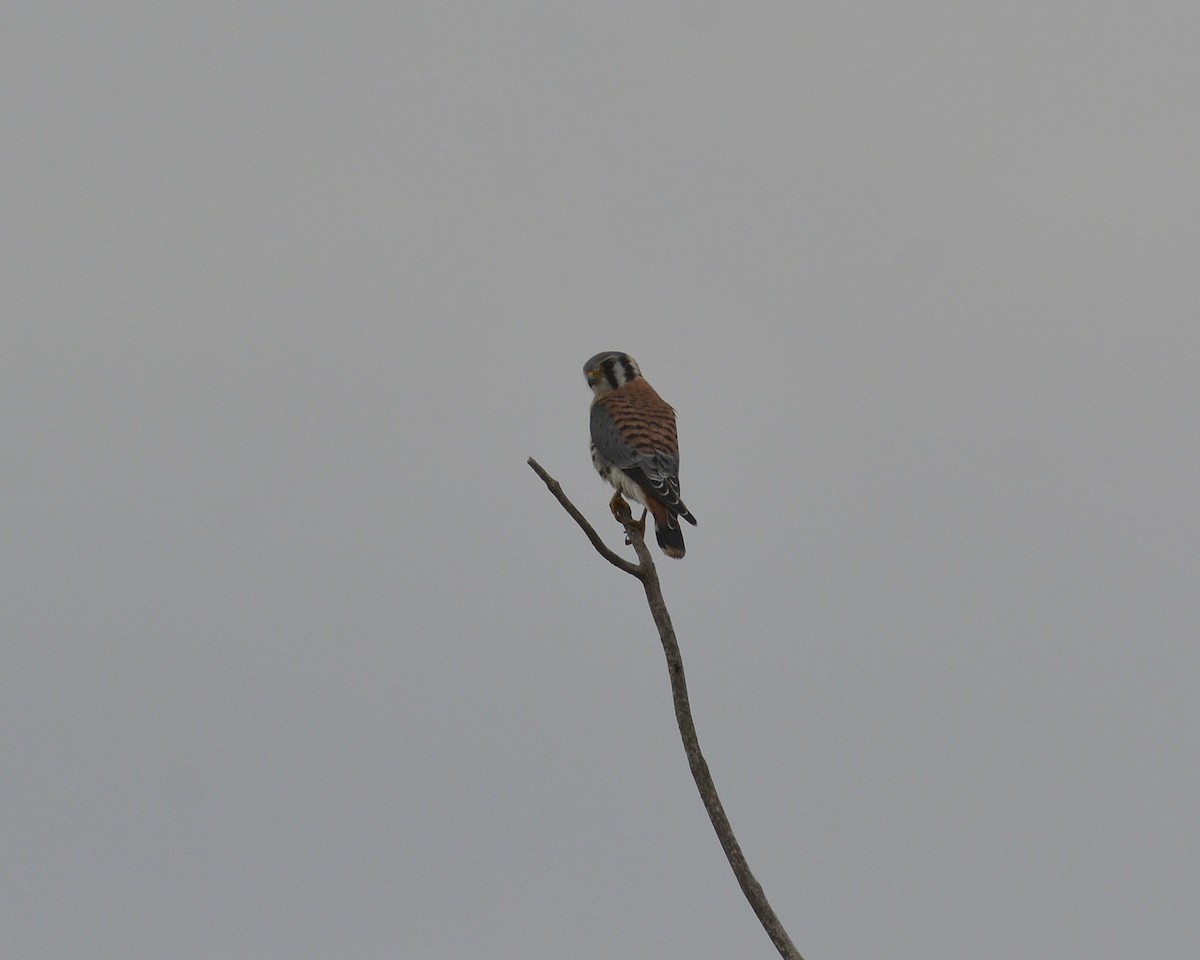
[
  {"xmin": 621, "ymin": 507, "xmax": 648, "ymax": 545},
  {"xmin": 609, "ymin": 492, "xmax": 632, "ymax": 523}
]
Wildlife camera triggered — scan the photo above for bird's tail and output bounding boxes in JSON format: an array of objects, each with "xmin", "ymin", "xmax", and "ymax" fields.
[{"xmin": 654, "ymin": 514, "xmax": 687, "ymax": 559}]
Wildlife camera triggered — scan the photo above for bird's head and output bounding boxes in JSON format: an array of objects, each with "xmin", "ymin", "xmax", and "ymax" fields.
[{"xmin": 584, "ymin": 351, "xmax": 642, "ymax": 396}]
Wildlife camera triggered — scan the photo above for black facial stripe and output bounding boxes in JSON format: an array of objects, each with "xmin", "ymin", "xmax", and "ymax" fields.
[
  {"xmin": 618, "ymin": 356, "xmax": 636, "ymax": 383},
  {"xmin": 603, "ymin": 360, "xmax": 620, "ymax": 390}
]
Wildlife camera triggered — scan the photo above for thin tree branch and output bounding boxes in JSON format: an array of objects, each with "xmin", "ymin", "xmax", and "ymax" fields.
[
  {"xmin": 527, "ymin": 458, "xmax": 643, "ymax": 575},
  {"xmin": 527, "ymin": 457, "xmax": 804, "ymax": 960}
]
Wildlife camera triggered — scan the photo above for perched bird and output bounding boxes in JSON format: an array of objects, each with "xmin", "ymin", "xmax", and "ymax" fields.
[{"xmin": 584, "ymin": 351, "xmax": 697, "ymax": 558}]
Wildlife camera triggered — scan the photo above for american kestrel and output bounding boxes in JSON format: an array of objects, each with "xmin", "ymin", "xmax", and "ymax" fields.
[{"xmin": 584, "ymin": 351, "xmax": 697, "ymax": 558}]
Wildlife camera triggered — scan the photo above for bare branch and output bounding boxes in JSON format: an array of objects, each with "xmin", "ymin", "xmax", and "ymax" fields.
[
  {"xmin": 527, "ymin": 458, "xmax": 643, "ymax": 575},
  {"xmin": 636, "ymin": 559, "xmax": 805, "ymax": 960},
  {"xmin": 528, "ymin": 458, "xmax": 805, "ymax": 960}
]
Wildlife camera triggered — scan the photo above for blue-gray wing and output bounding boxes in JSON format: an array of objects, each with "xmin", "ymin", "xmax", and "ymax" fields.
[
  {"xmin": 590, "ymin": 401, "xmax": 695, "ymax": 523},
  {"xmin": 590, "ymin": 401, "xmax": 647, "ymax": 469}
]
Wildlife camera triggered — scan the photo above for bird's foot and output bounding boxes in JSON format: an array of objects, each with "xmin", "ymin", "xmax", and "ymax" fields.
[
  {"xmin": 625, "ymin": 509, "xmax": 647, "ymax": 545},
  {"xmin": 609, "ymin": 494, "xmax": 646, "ymax": 545},
  {"xmin": 609, "ymin": 492, "xmax": 632, "ymax": 523}
]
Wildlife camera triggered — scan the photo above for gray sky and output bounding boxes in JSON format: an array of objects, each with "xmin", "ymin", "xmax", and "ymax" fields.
[{"xmin": 5, "ymin": 2, "xmax": 1198, "ymax": 958}]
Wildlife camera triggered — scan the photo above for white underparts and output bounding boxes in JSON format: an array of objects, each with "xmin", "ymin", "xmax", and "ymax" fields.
[{"xmin": 591, "ymin": 446, "xmax": 650, "ymax": 506}]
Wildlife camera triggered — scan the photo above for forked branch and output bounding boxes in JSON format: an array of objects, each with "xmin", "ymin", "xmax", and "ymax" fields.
[{"xmin": 527, "ymin": 457, "xmax": 804, "ymax": 960}]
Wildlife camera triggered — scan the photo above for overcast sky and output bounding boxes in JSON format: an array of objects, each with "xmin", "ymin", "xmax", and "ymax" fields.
[{"xmin": 5, "ymin": 2, "xmax": 1198, "ymax": 958}]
